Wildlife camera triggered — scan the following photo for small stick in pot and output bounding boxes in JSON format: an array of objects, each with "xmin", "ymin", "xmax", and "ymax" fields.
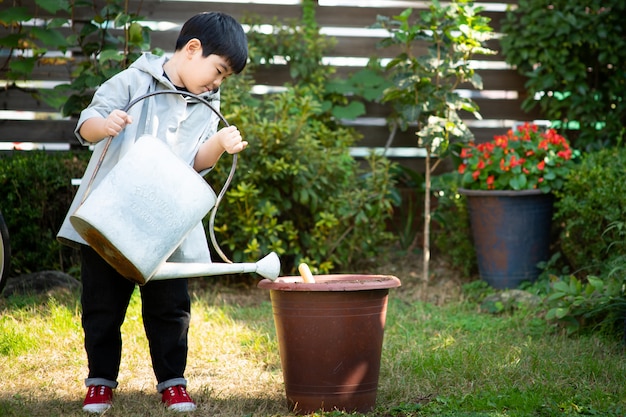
[{"xmin": 298, "ymin": 263, "xmax": 316, "ymax": 283}]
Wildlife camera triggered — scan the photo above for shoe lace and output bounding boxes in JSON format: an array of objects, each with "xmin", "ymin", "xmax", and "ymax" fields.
[
  {"xmin": 87, "ymin": 385, "xmax": 109, "ymax": 399},
  {"xmin": 166, "ymin": 386, "xmax": 190, "ymax": 401}
]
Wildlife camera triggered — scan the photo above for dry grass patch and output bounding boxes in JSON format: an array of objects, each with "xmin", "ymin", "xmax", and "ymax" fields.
[{"xmin": 0, "ymin": 283, "xmax": 288, "ymax": 417}]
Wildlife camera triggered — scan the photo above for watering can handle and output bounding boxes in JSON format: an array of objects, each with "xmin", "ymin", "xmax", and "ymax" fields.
[{"xmin": 80, "ymin": 89, "xmax": 236, "ymax": 264}]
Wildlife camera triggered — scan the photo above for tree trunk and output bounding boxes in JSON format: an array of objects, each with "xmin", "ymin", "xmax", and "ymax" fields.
[{"xmin": 422, "ymin": 149, "xmax": 431, "ymax": 296}]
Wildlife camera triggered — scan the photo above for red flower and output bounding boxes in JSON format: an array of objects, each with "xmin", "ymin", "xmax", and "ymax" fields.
[
  {"xmin": 460, "ymin": 148, "xmax": 473, "ymax": 159},
  {"xmin": 494, "ymin": 135, "xmax": 508, "ymax": 149},
  {"xmin": 558, "ymin": 149, "xmax": 572, "ymax": 160},
  {"xmin": 458, "ymin": 123, "xmax": 577, "ymax": 192},
  {"xmin": 509, "ymin": 155, "xmax": 525, "ymax": 168}
]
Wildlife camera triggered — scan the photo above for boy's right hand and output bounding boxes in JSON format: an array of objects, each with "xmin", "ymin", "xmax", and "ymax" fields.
[{"xmin": 104, "ymin": 109, "xmax": 133, "ymax": 137}]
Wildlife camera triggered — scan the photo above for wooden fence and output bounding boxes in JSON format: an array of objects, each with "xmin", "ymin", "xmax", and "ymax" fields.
[{"xmin": 0, "ymin": 0, "xmax": 541, "ymax": 167}]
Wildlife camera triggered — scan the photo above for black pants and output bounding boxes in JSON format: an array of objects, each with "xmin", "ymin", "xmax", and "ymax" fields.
[{"xmin": 80, "ymin": 245, "xmax": 191, "ymax": 391}]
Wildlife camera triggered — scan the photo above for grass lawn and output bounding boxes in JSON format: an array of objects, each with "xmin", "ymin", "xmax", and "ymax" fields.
[{"xmin": 1, "ymin": 271, "xmax": 625, "ymax": 417}]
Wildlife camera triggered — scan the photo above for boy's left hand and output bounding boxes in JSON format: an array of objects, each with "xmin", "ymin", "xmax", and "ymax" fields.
[{"xmin": 216, "ymin": 126, "xmax": 248, "ymax": 154}]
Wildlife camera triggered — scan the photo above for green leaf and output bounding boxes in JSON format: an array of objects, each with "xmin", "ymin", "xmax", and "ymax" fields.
[
  {"xmin": 0, "ymin": 7, "xmax": 32, "ymax": 23},
  {"xmin": 331, "ymin": 101, "xmax": 366, "ymax": 120},
  {"xmin": 299, "ymin": 188, "xmax": 309, "ymax": 205},
  {"xmin": 30, "ymin": 27, "xmax": 68, "ymax": 49},
  {"xmin": 114, "ymin": 13, "xmax": 132, "ymax": 28},
  {"xmin": 99, "ymin": 49, "xmax": 124, "ymax": 62},
  {"xmin": 552, "ymin": 280, "xmax": 571, "ymax": 293},
  {"xmin": 324, "ymin": 79, "xmax": 352, "ymax": 95},
  {"xmin": 469, "ymin": 72, "xmax": 483, "ymax": 89},
  {"xmin": 0, "ymin": 34, "xmax": 23, "ymax": 48},
  {"xmin": 545, "ymin": 308, "xmax": 558, "ymax": 320},
  {"xmin": 547, "ymin": 292, "xmax": 566, "ymax": 301},
  {"xmin": 128, "ymin": 22, "xmax": 144, "ymax": 44},
  {"xmin": 9, "ymin": 58, "xmax": 36, "ymax": 75},
  {"xmin": 509, "ymin": 174, "xmax": 527, "ymax": 190},
  {"xmin": 361, "ymin": 85, "xmax": 386, "ymax": 101},
  {"xmin": 570, "ymin": 276, "xmax": 582, "ymax": 293},
  {"xmin": 80, "ymin": 22, "xmax": 99, "ymax": 37},
  {"xmin": 36, "ymin": 0, "xmax": 70, "ymax": 14},
  {"xmin": 48, "ymin": 17, "xmax": 70, "ymax": 29},
  {"xmin": 554, "ymin": 307, "xmax": 570, "ymax": 319},
  {"xmin": 586, "ymin": 276, "xmax": 604, "ymax": 291}
]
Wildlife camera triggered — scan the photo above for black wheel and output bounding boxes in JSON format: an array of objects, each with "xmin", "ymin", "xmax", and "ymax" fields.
[{"xmin": 0, "ymin": 210, "xmax": 10, "ymax": 294}]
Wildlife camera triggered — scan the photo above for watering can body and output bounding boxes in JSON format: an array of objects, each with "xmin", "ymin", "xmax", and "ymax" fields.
[{"xmin": 70, "ymin": 135, "xmax": 280, "ymax": 284}]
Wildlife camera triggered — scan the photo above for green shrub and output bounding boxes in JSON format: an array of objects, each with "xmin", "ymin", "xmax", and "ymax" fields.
[
  {"xmin": 0, "ymin": 0, "xmax": 155, "ymax": 117},
  {"xmin": 0, "ymin": 151, "xmax": 89, "ymax": 276},
  {"xmin": 212, "ymin": 78, "xmax": 397, "ymax": 274},
  {"xmin": 206, "ymin": 1, "xmax": 398, "ymax": 274},
  {"xmin": 501, "ymin": 0, "xmax": 626, "ymax": 150},
  {"xmin": 385, "ymin": 165, "xmax": 424, "ymax": 252},
  {"xmin": 555, "ymin": 146, "xmax": 626, "ymax": 275},
  {"xmin": 431, "ymin": 172, "xmax": 477, "ymax": 277},
  {"xmin": 0, "ymin": 0, "xmax": 398, "ymax": 278},
  {"xmin": 545, "ymin": 273, "xmax": 626, "ymax": 336}
]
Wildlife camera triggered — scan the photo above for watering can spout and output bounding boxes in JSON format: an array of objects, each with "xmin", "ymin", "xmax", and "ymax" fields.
[{"xmin": 150, "ymin": 252, "xmax": 281, "ymax": 282}]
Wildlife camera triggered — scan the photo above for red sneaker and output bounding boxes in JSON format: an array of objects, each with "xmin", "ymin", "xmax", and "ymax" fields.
[
  {"xmin": 162, "ymin": 385, "xmax": 196, "ymax": 412},
  {"xmin": 82, "ymin": 385, "xmax": 112, "ymax": 413}
]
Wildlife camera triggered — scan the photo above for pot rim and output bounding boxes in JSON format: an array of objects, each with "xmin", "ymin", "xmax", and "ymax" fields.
[
  {"xmin": 257, "ymin": 274, "xmax": 401, "ymax": 291},
  {"xmin": 458, "ymin": 188, "xmax": 548, "ymax": 197}
]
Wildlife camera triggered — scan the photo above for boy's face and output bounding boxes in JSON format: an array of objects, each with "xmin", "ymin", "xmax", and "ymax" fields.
[{"xmin": 182, "ymin": 40, "xmax": 234, "ymax": 95}]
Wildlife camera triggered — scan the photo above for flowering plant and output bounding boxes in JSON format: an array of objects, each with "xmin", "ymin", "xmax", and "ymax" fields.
[{"xmin": 457, "ymin": 123, "xmax": 576, "ymax": 193}]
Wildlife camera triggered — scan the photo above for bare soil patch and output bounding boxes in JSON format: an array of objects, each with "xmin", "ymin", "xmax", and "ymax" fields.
[
  {"xmin": 354, "ymin": 248, "xmax": 474, "ymax": 305},
  {"xmin": 190, "ymin": 248, "xmax": 474, "ymax": 308}
]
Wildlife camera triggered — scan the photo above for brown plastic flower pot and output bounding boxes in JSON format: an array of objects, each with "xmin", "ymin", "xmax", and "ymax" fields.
[{"xmin": 258, "ymin": 274, "xmax": 401, "ymax": 414}]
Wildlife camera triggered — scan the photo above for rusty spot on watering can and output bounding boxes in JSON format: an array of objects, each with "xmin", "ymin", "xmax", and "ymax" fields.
[{"xmin": 71, "ymin": 216, "xmax": 146, "ymax": 284}]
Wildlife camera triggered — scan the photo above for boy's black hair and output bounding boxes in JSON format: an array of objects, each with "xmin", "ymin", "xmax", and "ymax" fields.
[{"xmin": 176, "ymin": 12, "xmax": 248, "ymax": 74}]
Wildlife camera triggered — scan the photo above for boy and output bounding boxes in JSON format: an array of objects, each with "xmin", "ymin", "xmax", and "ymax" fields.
[{"xmin": 57, "ymin": 12, "xmax": 248, "ymax": 413}]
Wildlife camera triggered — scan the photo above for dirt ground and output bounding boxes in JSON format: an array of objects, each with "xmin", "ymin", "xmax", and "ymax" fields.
[
  {"xmin": 355, "ymin": 248, "xmax": 474, "ymax": 305},
  {"xmin": 201, "ymin": 248, "xmax": 475, "ymax": 308}
]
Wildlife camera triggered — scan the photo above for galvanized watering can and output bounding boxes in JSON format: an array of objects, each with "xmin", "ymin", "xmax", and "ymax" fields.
[{"xmin": 70, "ymin": 90, "xmax": 280, "ymax": 285}]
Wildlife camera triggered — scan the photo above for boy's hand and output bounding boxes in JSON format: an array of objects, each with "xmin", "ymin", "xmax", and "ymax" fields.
[
  {"xmin": 104, "ymin": 109, "xmax": 133, "ymax": 137},
  {"xmin": 216, "ymin": 125, "xmax": 248, "ymax": 154}
]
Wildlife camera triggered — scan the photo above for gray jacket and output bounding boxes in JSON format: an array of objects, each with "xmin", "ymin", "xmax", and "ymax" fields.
[{"xmin": 57, "ymin": 53, "xmax": 221, "ymax": 264}]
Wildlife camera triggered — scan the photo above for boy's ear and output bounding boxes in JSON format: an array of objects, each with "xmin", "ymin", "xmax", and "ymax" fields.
[{"xmin": 185, "ymin": 38, "xmax": 202, "ymax": 56}]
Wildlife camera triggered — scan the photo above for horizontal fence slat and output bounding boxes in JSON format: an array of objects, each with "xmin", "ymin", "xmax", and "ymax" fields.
[
  {"xmin": 21, "ymin": 60, "xmax": 525, "ymax": 91},
  {"xmin": 16, "ymin": 1, "xmax": 303, "ymax": 23},
  {"xmin": 0, "ymin": 120, "xmax": 80, "ymax": 145},
  {"xmin": 2, "ymin": 83, "xmax": 538, "ymax": 123},
  {"xmin": 0, "ymin": 27, "xmax": 507, "ymax": 63},
  {"xmin": 16, "ymin": 0, "xmax": 512, "ymax": 28},
  {"xmin": 468, "ymin": 97, "xmax": 541, "ymax": 120},
  {"xmin": 0, "ymin": 119, "xmax": 538, "ymax": 149}
]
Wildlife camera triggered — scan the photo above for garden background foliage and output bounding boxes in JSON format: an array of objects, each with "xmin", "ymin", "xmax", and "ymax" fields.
[
  {"xmin": 3, "ymin": 0, "xmax": 626, "ymax": 340},
  {"xmin": 501, "ymin": 0, "xmax": 626, "ymax": 150},
  {"xmin": 0, "ymin": 0, "xmax": 396, "ymax": 277}
]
